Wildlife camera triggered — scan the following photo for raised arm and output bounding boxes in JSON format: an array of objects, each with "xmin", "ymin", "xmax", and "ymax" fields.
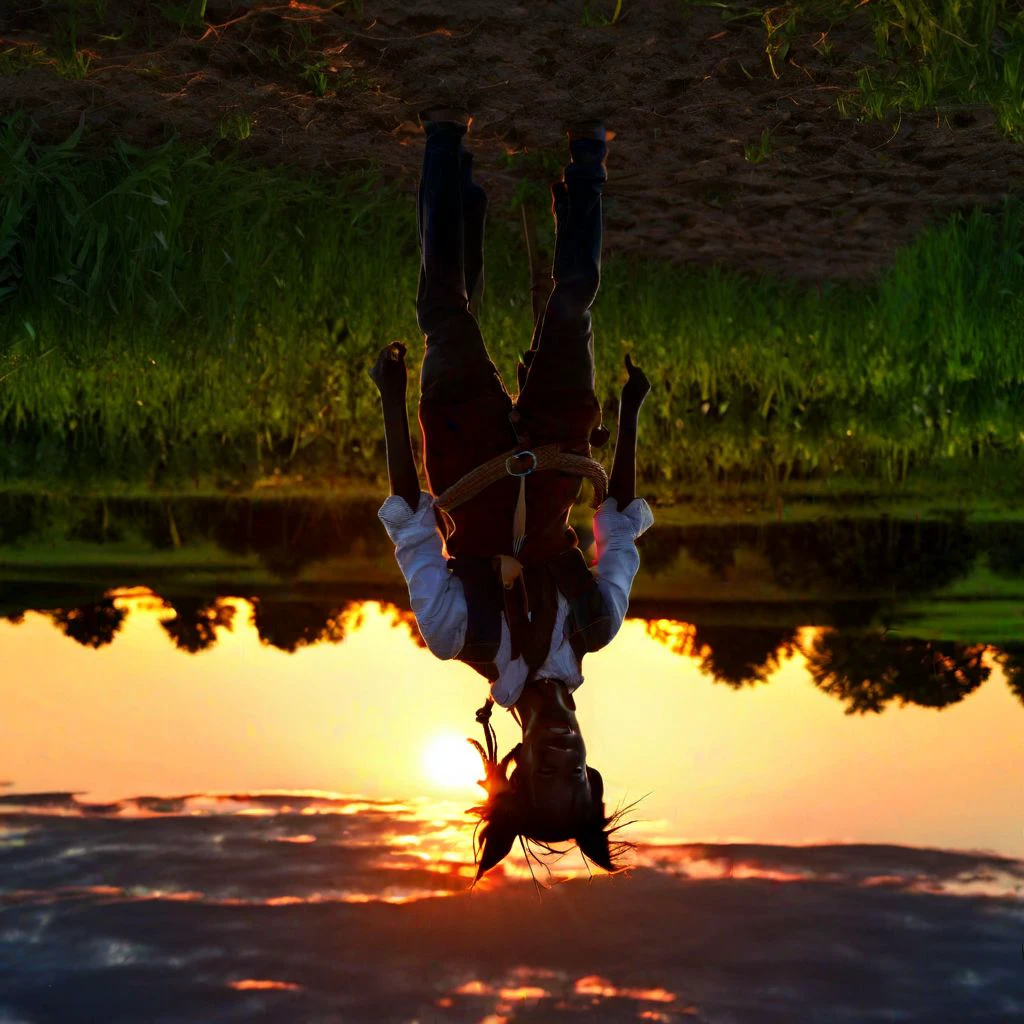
[
  {"xmin": 607, "ymin": 353, "xmax": 651, "ymax": 508},
  {"xmin": 585, "ymin": 355, "xmax": 655, "ymax": 650},
  {"xmin": 369, "ymin": 341, "xmax": 420, "ymax": 511}
]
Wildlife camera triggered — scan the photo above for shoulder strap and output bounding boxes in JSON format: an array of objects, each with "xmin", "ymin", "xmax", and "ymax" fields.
[
  {"xmin": 548, "ymin": 546, "xmax": 614, "ymax": 661},
  {"xmin": 448, "ymin": 556, "xmax": 503, "ymax": 681}
]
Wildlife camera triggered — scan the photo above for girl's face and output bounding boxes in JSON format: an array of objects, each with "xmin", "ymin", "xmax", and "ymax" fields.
[{"xmin": 513, "ymin": 679, "xmax": 593, "ymax": 835}]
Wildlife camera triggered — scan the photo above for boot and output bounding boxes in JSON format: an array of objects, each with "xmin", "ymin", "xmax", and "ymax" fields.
[
  {"xmin": 419, "ymin": 107, "xmax": 472, "ymax": 138},
  {"xmin": 566, "ymin": 119, "xmax": 608, "ymax": 171}
]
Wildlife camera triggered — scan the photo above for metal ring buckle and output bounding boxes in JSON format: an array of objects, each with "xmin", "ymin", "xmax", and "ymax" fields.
[{"xmin": 505, "ymin": 450, "xmax": 537, "ymax": 477}]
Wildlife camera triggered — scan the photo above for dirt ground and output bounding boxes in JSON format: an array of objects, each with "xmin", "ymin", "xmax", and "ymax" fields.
[{"xmin": 3, "ymin": 0, "xmax": 1024, "ymax": 281}]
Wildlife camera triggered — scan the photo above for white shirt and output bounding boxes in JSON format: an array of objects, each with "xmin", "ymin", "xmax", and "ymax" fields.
[{"xmin": 378, "ymin": 491, "xmax": 654, "ymax": 707}]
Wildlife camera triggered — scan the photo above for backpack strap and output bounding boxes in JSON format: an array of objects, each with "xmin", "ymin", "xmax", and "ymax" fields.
[
  {"xmin": 548, "ymin": 546, "xmax": 614, "ymax": 661},
  {"xmin": 448, "ymin": 555, "xmax": 503, "ymax": 681}
]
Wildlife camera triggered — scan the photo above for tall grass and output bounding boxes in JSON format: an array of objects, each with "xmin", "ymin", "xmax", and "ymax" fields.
[
  {"xmin": 694, "ymin": 1, "xmax": 1024, "ymax": 137},
  {"xmin": 1, "ymin": 117, "xmax": 1024, "ymax": 495},
  {"xmin": 844, "ymin": 0, "xmax": 1024, "ymax": 136}
]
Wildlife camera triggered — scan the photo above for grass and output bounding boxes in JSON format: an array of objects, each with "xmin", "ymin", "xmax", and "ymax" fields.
[
  {"xmin": 157, "ymin": 0, "xmax": 208, "ymax": 32},
  {"xmin": 1, "ymin": 116, "xmax": 1024, "ymax": 497},
  {"xmin": 686, "ymin": 0, "xmax": 1024, "ymax": 139},
  {"xmin": 743, "ymin": 127, "xmax": 775, "ymax": 163},
  {"xmin": 580, "ymin": 0, "xmax": 626, "ymax": 27},
  {"xmin": 855, "ymin": 0, "xmax": 1024, "ymax": 138},
  {"xmin": 217, "ymin": 111, "xmax": 253, "ymax": 141}
]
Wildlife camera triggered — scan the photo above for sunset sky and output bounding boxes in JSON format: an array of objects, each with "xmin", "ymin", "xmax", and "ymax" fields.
[{"xmin": 3, "ymin": 592, "xmax": 1022, "ymax": 857}]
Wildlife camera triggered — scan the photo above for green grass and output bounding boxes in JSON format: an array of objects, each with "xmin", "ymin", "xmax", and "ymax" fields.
[
  {"xmin": 217, "ymin": 111, "xmax": 253, "ymax": 142},
  {"xmin": 157, "ymin": 0, "xmax": 208, "ymax": 32},
  {"xmin": 855, "ymin": 0, "xmax": 1024, "ymax": 138},
  {"xmin": 1, "ymin": 116, "xmax": 1024, "ymax": 495},
  {"xmin": 580, "ymin": 0, "xmax": 625, "ymax": 27},
  {"xmin": 743, "ymin": 127, "xmax": 775, "ymax": 163},
  {"xmin": 686, "ymin": 0, "xmax": 1024, "ymax": 139}
]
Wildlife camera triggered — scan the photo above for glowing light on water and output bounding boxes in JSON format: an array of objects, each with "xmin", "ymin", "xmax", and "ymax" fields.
[{"xmin": 228, "ymin": 979, "xmax": 301, "ymax": 992}]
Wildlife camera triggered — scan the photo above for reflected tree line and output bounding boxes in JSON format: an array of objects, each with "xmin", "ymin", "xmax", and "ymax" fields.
[
  {"xmin": 1, "ymin": 589, "xmax": 1021, "ymax": 715},
  {"xmin": 0, "ymin": 592, "xmax": 424, "ymax": 656},
  {"xmin": 3, "ymin": 495, "xmax": 1024, "ymax": 713},
  {"xmin": 636, "ymin": 514, "xmax": 1021, "ymax": 596},
  {"xmin": 0, "ymin": 494, "xmax": 392, "ymax": 577},
  {"xmin": 2, "ymin": 494, "xmax": 1024, "ymax": 592},
  {"xmin": 643, "ymin": 620, "xmax": 1023, "ymax": 713}
]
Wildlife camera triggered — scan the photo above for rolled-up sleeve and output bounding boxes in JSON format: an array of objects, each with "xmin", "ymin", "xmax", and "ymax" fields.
[
  {"xmin": 592, "ymin": 496, "xmax": 655, "ymax": 646},
  {"xmin": 378, "ymin": 491, "xmax": 467, "ymax": 659}
]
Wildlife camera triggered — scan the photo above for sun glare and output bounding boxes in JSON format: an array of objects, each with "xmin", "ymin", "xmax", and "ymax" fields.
[{"xmin": 423, "ymin": 734, "xmax": 483, "ymax": 792}]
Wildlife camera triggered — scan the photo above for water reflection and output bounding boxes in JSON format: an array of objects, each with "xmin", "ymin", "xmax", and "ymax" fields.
[
  {"xmin": 645, "ymin": 621, "xmax": 799, "ymax": 688},
  {"xmin": 5, "ymin": 493, "xmax": 1024, "ymax": 593},
  {"xmin": 2, "ymin": 787, "xmax": 1023, "ymax": 1022},
  {"xmin": 4, "ymin": 593, "xmax": 1024, "ymax": 1020},
  {"xmin": 5, "ymin": 588, "xmax": 1023, "ymax": 715},
  {"xmin": 161, "ymin": 597, "xmax": 236, "ymax": 653},
  {"xmin": 643, "ymin": 618, "xmax": 1018, "ymax": 714},
  {"xmin": 3, "ymin": 595, "xmax": 1023, "ymax": 861}
]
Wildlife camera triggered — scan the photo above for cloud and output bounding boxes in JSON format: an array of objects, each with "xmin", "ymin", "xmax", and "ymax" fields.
[{"xmin": 2, "ymin": 793, "xmax": 1023, "ymax": 1023}]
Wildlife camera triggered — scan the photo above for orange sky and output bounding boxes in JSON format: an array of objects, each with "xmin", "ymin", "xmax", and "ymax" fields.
[{"xmin": 2, "ymin": 594, "xmax": 1021, "ymax": 856}]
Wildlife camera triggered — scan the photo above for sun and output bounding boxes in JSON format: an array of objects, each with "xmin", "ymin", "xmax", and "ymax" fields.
[{"xmin": 422, "ymin": 733, "xmax": 484, "ymax": 792}]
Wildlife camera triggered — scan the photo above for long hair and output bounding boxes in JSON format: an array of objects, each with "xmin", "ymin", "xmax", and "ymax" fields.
[{"xmin": 466, "ymin": 699, "xmax": 636, "ymax": 884}]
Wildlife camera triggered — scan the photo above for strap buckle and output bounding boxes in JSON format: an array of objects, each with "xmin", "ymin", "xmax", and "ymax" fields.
[{"xmin": 505, "ymin": 450, "xmax": 537, "ymax": 477}]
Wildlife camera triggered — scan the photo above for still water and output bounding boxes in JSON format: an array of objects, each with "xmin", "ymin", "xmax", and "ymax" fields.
[
  {"xmin": 2, "ymin": 590, "xmax": 1023, "ymax": 1022},
  {"xmin": 3, "ymin": 593, "xmax": 1024, "ymax": 856}
]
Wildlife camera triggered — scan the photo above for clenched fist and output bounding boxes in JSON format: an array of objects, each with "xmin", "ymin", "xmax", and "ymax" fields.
[
  {"xmin": 620, "ymin": 353, "xmax": 651, "ymax": 413},
  {"xmin": 369, "ymin": 341, "xmax": 408, "ymax": 398}
]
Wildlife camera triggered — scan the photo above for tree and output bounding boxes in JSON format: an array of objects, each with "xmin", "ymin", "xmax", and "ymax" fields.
[
  {"xmin": 805, "ymin": 630, "xmax": 990, "ymax": 714},
  {"xmin": 251, "ymin": 599, "xmax": 349, "ymax": 652},
  {"xmin": 691, "ymin": 624, "xmax": 799, "ymax": 687},
  {"xmin": 993, "ymin": 644, "xmax": 1024, "ymax": 706},
  {"xmin": 160, "ymin": 597, "xmax": 236, "ymax": 653},
  {"xmin": 644, "ymin": 619, "xmax": 798, "ymax": 688},
  {"xmin": 391, "ymin": 607, "xmax": 427, "ymax": 649},
  {"xmin": 49, "ymin": 598, "xmax": 126, "ymax": 649}
]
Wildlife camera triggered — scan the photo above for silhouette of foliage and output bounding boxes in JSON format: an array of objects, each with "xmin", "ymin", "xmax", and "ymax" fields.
[
  {"xmin": 251, "ymin": 599, "xmax": 350, "ymax": 652},
  {"xmin": 391, "ymin": 607, "xmax": 427, "ymax": 649},
  {"xmin": 160, "ymin": 597, "xmax": 236, "ymax": 653},
  {"xmin": 643, "ymin": 619, "xmax": 798, "ymax": 687},
  {"xmin": 994, "ymin": 644, "xmax": 1024, "ymax": 705},
  {"xmin": 644, "ymin": 619, "xmax": 695, "ymax": 655},
  {"xmin": 48, "ymin": 598, "xmax": 126, "ymax": 649},
  {"xmin": 691, "ymin": 624, "xmax": 800, "ymax": 687},
  {"xmin": 763, "ymin": 517, "xmax": 977, "ymax": 596},
  {"xmin": 805, "ymin": 631, "xmax": 990, "ymax": 714}
]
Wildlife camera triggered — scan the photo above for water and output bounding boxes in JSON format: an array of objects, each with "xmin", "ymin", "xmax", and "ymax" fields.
[{"xmin": 2, "ymin": 586, "xmax": 1023, "ymax": 1022}]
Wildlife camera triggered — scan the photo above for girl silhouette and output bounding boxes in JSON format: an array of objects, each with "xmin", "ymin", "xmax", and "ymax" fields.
[{"xmin": 370, "ymin": 108, "xmax": 653, "ymax": 881}]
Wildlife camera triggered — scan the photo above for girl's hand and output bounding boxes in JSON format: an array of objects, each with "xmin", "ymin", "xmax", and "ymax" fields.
[
  {"xmin": 369, "ymin": 341, "xmax": 408, "ymax": 397},
  {"xmin": 620, "ymin": 353, "xmax": 651, "ymax": 412}
]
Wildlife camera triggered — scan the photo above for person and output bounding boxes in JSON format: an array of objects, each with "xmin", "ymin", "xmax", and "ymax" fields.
[{"xmin": 370, "ymin": 107, "xmax": 654, "ymax": 882}]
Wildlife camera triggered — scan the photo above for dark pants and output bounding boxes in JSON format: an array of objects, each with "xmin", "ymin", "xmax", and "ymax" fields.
[
  {"xmin": 415, "ymin": 122, "xmax": 606, "ymax": 404},
  {"xmin": 415, "ymin": 124, "xmax": 607, "ymax": 561}
]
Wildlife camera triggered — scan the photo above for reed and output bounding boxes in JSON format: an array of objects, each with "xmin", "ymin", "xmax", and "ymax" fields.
[{"xmin": 1, "ymin": 118, "xmax": 1023, "ymax": 495}]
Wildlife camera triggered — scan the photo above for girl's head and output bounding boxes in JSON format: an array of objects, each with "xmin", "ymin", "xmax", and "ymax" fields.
[{"xmin": 468, "ymin": 678, "xmax": 632, "ymax": 881}]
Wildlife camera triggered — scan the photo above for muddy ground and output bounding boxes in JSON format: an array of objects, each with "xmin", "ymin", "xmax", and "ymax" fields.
[{"xmin": 2, "ymin": 0, "xmax": 1024, "ymax": 281}]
